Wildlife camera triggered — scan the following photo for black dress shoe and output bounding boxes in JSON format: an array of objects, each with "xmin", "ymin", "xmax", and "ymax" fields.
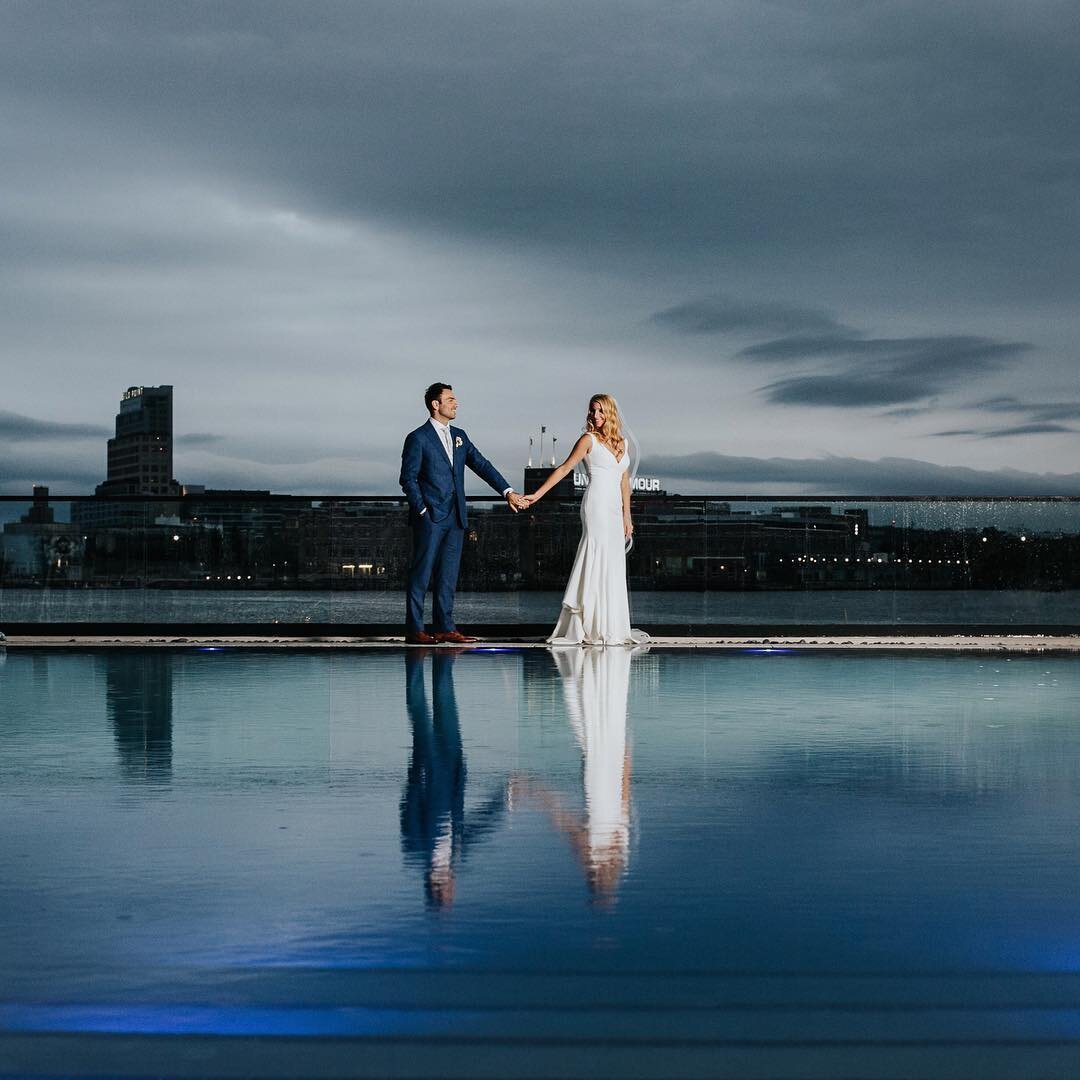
[
  {"xmin": 405, "ymin": 630, "xmax": 438, "ymax": 645},
  {"xmin": 433, "ymin": 630, "xmax": 478, "ymax": 644}
]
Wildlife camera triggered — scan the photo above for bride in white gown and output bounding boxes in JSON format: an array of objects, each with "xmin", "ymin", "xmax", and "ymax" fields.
[{"xmin": 524, "ymin": 395, "xmax": 649, "ymax": 646}]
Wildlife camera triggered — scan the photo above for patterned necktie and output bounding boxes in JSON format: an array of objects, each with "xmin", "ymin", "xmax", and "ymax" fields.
[{"xmin": 440, "ymin": 425, "xmax": 453, "ymax": 460}]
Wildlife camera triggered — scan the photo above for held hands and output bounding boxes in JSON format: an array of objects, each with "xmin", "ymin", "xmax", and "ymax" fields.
[{"xmin": 506, "ymin": 491, "xmax": 530, "ymax": 512}]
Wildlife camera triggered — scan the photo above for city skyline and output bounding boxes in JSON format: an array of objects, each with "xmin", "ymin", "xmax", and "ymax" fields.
[{"xmin": 2, "ymin": 2, "xmax": 1079, "ymax": 497}]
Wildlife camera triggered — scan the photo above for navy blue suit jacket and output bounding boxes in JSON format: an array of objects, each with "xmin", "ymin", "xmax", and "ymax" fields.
[{"xmin": 399, "ymin": 421, "xmax": 511, "ymax": 528}]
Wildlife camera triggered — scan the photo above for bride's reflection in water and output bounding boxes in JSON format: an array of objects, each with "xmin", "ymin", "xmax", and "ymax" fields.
[
  {"xmin": 511, "ymin": 647, "xmax": 639, "ymax": 905},
  {"xmin": 400, "ymin": 649, "xmax": 506, "ymax": 909}
]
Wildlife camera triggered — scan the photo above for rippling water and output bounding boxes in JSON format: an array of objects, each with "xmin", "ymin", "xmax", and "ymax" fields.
[{"xmin": 4, "ymin": 647, "xmax": 1080, "ymax": 1074}]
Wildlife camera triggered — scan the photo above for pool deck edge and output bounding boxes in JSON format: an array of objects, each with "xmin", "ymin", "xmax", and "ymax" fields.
[{"xmin": 4, "ymin": 633, "xmax": 1080, "ymax": 651}]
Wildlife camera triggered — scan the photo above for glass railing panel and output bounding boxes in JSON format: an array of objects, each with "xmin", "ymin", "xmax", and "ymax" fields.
[
  {"xmin": 1, "ymin": 494, "xmax": 1077, "ymax": 628},
  {"xmin": 682, "ymin": 496, "xmax": 1080, "ymax": 626},
  {"xmin": 316, "ymin": 496, "xmax": 406, "ymax": 625}
]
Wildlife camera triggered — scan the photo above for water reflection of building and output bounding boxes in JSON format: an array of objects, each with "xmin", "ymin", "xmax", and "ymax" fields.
[{"xmin": 104, "ymin": 652, "xmax": 173, "ymax": 783}]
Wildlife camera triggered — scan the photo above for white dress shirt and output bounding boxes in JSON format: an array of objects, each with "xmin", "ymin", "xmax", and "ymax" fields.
[{"xmin": 429, "ymin": 416, "xmax": 454, "ymax": 461}]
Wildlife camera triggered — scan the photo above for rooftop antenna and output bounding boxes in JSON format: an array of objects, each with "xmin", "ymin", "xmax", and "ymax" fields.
[
  {"xmin": 551, "ymin": 435, "xmax": 557, "ymax": 466},
  {"xmin": 528, "ymin": 435, "xmax": 534, "ymax": 468},
  {"xmin": 539, "ymin": 426, "xmax": 546, "ymax": 468}
]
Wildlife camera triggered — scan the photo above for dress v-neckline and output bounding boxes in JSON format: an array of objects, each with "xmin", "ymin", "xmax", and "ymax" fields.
[{"xmin": 591, "ymin": 433, "xmax": 625, "ymax": 464}]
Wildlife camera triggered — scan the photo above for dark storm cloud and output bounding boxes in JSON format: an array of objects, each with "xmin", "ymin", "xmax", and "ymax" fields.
[
  {"xmin": 1, "ymin": 0, "xmax": 1078, "ymax": 492},
  {"xmin": 651, "ymin": 296, "xmax": 849, "ymax": 337},
  {"xmin": 737, "ymin": 334, "xmax": 865, "ymax": 361},
  {"xmin": 1, "ymin": 1, "xmax": 1078, "ymax": 301},
  {"xmin": 762, "ymin": 374, "xmax": 929, "ymax": 408},
  {"xmin": 0, "ymin": 453, "xmax": 104, "ymax": 493},
  {"xmin": 931, "ymin": 422, "xmax": 1076, "ymax": 438},
  {"xmin": 650, "ymin": 290, "xmax": 1036, "ymax": 412},
  {"xmin": 740, "ymin": 336, "xmax": 1029, "ymax": 372},
  {"xmin": 927, "ymin": 397, "xmax": 1080, "ymax": 438},
  {"xmin": 0, "ymin": 411, "xmax": 109, "ymax": 441},
  {"xmin": 644, "ymin": 451, "xmax": 1080, "ymax": 496},
  {"xmin": 881, "ymin": 406, "xmax": 932, "ymax": 420},
  {"xmin": 974, "ymin": 397, "xmax": 1080, "ymax": 422},
  {"xmin": 175, "ymin": 433, "xmax": 224, "ymax": 447},
  {"xmin": 755, "ymin": 335, "xmax": 1032, "ymax": 408},
  {"xmin": 982, "ymin": 422, "xmax": 1076, "ymax": 437}
]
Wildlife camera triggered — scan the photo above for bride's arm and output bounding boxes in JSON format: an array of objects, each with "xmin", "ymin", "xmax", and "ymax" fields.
[
  {"xmin": 621, "ymin": 470, "xmax": 633, "ymax": 540},
  {"xmin": 524, "ymin": 435, "xmax": 592, "ymax": 505}
]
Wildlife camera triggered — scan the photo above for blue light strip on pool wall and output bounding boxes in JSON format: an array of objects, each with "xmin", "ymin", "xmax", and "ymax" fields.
[{"xmin": 0, "ymin": 1003, "xmax": 463, "ymax": 1037}]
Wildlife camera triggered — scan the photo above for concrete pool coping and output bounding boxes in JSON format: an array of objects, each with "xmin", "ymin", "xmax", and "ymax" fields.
[{"xmin": 4, "ymin": 633, "xmax": 1080, "ymax": 652}]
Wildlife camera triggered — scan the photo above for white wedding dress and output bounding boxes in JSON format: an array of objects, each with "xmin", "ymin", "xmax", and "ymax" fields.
[{"xmin": 548, "ymin": 433, "xmax": 650, "ymax": 646}]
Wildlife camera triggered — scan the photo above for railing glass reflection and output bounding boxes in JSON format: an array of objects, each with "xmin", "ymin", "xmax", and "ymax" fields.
[{"xmin": 2, "ymin": 491, "xmax": 1078, "ymax": 627}]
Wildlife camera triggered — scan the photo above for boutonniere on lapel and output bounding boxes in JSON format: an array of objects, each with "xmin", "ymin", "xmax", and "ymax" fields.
[{"xmin": 454, "ymin": 436, "xmax": 463, "ymax": 449}]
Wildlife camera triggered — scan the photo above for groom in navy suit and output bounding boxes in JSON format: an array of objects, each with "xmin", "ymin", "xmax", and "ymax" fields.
[{"xmin": 399, "ymin": 383, "xmax": 526, "ymax": 645}]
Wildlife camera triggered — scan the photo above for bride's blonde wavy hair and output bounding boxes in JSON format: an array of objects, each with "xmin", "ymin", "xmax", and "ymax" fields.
[{"xmin": 585, "ymin": 394, "xmax": 624, "ymax": 454}]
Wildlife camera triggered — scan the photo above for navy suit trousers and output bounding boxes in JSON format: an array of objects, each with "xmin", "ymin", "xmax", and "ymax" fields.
[{"xmin": 406, "ymin": 514, "xmax": 465, "ymax": 634}]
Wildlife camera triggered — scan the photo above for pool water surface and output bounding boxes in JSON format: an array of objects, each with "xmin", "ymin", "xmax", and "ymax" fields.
[{"xmin": 3, "ymin": 646, "xmax": 1080, "ymax": 1077}]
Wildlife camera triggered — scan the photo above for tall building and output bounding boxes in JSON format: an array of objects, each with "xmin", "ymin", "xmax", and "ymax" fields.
[{"xmin": 97, "ymin": 385, "xmax": 178, "ymax": 496}]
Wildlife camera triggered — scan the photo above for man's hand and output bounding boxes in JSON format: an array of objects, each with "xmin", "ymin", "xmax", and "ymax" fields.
[{"xmin": 505, "ymin": 490, "xmax": 529, "ymax": 512}]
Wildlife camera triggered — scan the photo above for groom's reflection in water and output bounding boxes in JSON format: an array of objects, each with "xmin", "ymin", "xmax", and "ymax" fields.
[
  {"xmin": 510, "ymin": 648, "xmax": 638, "ymax": 906},
  {"xmin": 401, "ymin": 649, "xmax": 506, "ymax": 909},
  {"xmin": 104, "ymin": 652, "xmax": 173, "ymax": 784}
]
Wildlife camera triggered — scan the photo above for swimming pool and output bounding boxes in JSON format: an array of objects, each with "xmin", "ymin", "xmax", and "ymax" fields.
[{"xmin": 3, "ymin": 646, "xmax": 1080, "ymax": 1077}]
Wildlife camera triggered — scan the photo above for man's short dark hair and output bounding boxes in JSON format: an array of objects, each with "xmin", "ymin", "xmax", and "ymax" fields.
[{"xmin": 425, "ymin": 382, "xmax": 452, "ymax": 414}]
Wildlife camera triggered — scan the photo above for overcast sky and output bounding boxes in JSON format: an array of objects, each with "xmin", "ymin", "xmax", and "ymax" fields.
[{"xmin": 2, "ymin": 0, "xmax": 1078, "ymax": 496}]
